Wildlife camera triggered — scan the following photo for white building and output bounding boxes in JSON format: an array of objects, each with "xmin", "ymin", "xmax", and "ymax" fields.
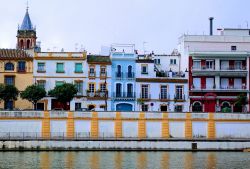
[
  {"xmin": 33, "ymin": 52, "xmax": 88, "ymax": 111},
  {"xmin": 135, "ymin": 54, "xmax": 189, "ymax": 112}
]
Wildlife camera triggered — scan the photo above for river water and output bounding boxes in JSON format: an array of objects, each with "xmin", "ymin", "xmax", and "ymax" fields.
[{"xmin": 0, "ymin": 152, "xmax": 249, "ymax": 169}]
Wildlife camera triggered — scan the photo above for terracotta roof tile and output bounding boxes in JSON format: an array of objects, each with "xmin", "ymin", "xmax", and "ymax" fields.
[{"xmin": 0, "ymin": 49, "xmax": 32, "ymax": 60}]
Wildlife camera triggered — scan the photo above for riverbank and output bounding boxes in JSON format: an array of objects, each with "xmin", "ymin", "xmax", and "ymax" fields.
[{"xmin": 1, "ymin": 139, "xmax": 250, "ymax": 151}]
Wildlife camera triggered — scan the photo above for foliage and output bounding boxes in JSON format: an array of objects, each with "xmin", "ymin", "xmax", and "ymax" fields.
[
  {"xmin": 48, "ymin": 83, "xmax": 77, "ymax": 103},
  {"xmin": 0, "ymin": 84, "xmax": 19, "ymax": 102},
  {"xmin": 21, "ymin": 85, "xmax": 46, "ymax": 110},
  {"xmin": 137, "ymin": 98, "xmax": 144, "ymax": 105},
  {"xmin": 222, "ymin": 107, "xmax": 231, "ymax": 113},
  {"xmin": 235, "ymin": 93, "xmax": 248, "ymax": 107}
]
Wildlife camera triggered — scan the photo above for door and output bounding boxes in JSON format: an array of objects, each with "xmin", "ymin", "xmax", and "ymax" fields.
[
  {"xmin": 127, "ymin": 84, "xmax": 133, "ymax": 97},
  {"xmin": 221, "ymin": 78, "xmax": 229, "ymax": 89},
  {"xmin": 206, "ymin": 78, "xmax": 214, "ymax": 89},
  {"xmin": 204, "ymin": 100, "xmax": 216, "ymax": 112},
  {"xmin": 116, "ymin": 103, "xmax": 132, "ymax": 111},
  {"xmin": 116, "ymin": 83, "xmax": 122, "ymax": 97},
  {"xmin": 160, "ymin": 105, "xmax": 168, "ymax": 111}
]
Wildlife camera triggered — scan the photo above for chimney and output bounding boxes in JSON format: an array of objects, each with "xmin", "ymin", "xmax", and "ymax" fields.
[{"xmin": 209, "ymin": 17, "xmax": 214, "ymax": 35}]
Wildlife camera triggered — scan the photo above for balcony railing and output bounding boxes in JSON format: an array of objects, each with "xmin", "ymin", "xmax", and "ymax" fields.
[
  {"xmin": 174, "ymin": 94, "xmax": 185, "ymax": 100},
  {"xmin": 88, "ymin": 71, "xmax": 96, "ymax": 78},
  {"xmin": 113, "ymin": 92, "xmax": 136, "ymax": 99},
  {"xmin": 192, "ymin": 66, "xmax": 214, "ymax": 71},
  {"xmin": 159, "ymin": 94, "xmax": 170, "ymax": 100},
  {"xmin": 220, "ymin": 66, "xmax": 246, "ymax": 70},
  {"xmin": 126, "ymin": 72, "xmax": 135, "ymax": 79},
  {"xmin": 100, "ymin": 72, "xmax": 107, "ymax": 78},
  {"xmin": 116, "ymin": 72, "xmax": 123, "ymax": 79},
  {"xmin": 139, "ymin": 94, "xmax": 151, "ymax": 100},
  {"xmin": 86, "ymin": 91, "xmax": 108, "ymax": 99},
  {"xmin": 191, "ymin": 85, "xmax": 247, "ymax": 90}
]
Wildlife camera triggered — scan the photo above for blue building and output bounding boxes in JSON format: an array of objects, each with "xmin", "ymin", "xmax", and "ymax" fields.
[{"xmin": 111, "ymin": 44, "xmax": 137, "ymax": 111}]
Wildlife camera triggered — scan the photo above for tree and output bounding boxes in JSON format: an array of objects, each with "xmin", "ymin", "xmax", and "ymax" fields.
[
  {"xmin": 0, "ymin": 85, "xmax": 19, "ymax": 109},
  {"xmin": 21, "ymin": 85, "xmax": 46, "ymax": 110},
  {"xmin": 48, "ymin": 83, "xmax": 77, "ymax": 110},
  {"xmin": 235, "ymin": 93, "xmax": 248, "ymax": 112}
]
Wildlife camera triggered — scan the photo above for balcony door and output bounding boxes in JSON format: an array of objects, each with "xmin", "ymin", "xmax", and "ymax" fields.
[
  {"xmin": 116, "ymin": 83, "xmax": 122, "ymax": 97},
  {"xmin": 128, "ymin": 65, "xmax": 132, "ymax": 78},
  {"xmin": 141, "ymin": 85, "xmax": 149, "ymax": 99},
  {"xmin": 234, "ymin": 78, "xmax": 242, "ymax": 89},
  {"xmin": 193, "ymin": 78, "xmax": 201, "ymax": 89},
  {"xmin": 206, "ymin": 78, "xmax": 214, "ymax": 89},
  {"xmin": 221, "ymin": 61, "xmax": 229, "ymax": 70},
  {"xmin": 221, "ymin": 78, "xmax": 229, "ymax": 89},
  {"xmin": 127, "ymin": 84, "xmax": 133, "ymax": 97}
]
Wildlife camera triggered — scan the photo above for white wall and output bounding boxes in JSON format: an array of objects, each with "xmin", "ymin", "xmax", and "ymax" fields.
[
  {"xmin": 146, "ymin": 122, "xmax": 161, "ymax": 138},
  {"xmin": 216, "ymin": 122, "xmax": 250, "ymax": 138},
  {"xmin": 50, "ymin": 120, "xmax": 67, "ymax": 137},
  {"xmin": 122, "ymin": 121, "xmax": 138, "ymax": 138},
  {"xmin": 169, "ymin": 122, "xmax": 185, "ymax": 138},
  {"xmin": 98, "ymin": 121, "xmax": 115, "ymax": 137},
  {"xmin": 74, "ymin": 120, "xmax": 91, "ymax": 137},
  {"xmin": 192, "ymin": 122, "xmax": 207, "ymax": 138}
]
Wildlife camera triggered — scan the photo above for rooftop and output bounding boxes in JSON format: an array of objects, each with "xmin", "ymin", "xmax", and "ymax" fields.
[
  {"xmin": 0, "ymin": 49, "xmax": 32, "ymax": 60},
  {"xmin": 19, "ymin": 8, "xmax": 34, "ymax": 31},
  {"xmin": 87, "ymin": 55, "xmax": 111, "ymax": 64}
]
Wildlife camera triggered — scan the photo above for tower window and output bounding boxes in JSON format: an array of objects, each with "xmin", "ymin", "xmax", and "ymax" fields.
[
  {"xmin": 231, "ymin": 46, "xmax": 237, "ymax": 51},
  {"xmin": 27, "ymin": 40, "xmax": 31, "ymax": 48}
]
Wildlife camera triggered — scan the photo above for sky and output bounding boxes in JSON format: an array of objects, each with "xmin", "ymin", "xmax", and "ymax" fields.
[{"xmin": 0, "ymin": 0, "xmax": 250, "ymax": 54}]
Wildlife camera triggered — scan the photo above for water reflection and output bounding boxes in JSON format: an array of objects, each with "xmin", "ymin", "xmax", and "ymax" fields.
[{"xmin": 0, "ymin": 151, "xmax": 249, "ymax": 169}]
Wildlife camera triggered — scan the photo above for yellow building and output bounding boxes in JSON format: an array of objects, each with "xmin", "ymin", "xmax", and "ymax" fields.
[
  {"xmin": 0, "ymin": 8, "xmax": 36, "ymax": 110},
  {"xmin": 0, "ymin": 49, "xmax": 33, "ymax": 110}
]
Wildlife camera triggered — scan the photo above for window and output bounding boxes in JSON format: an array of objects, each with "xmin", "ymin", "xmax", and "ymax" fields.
[
  {"xmin": 75, "ymin": 63, "xmax": 83, "ymax": 73},
  {"xmin": 175, "ymin": 85, "xmax": 183, "ymax": 100},
  {"xmin": 5, "ymin": 62, "xmax": 14, "ymax": 71},
  {"xmin": 18, "ymin": 61, "xmax": 26, "ymax": 72},
  {"xmin": 56, "ymin": 63, "xmax": 64, "ymax": 73},
  {"xmin": 75, "ymin": 81, "xmax": 83, "ymax": 94},
  {"xmin": 175, "ymin": 105, "xmax": 183, "ymax": 112},
  {"xmin": 88, "ymin": 83, "xmax": 95, "ymax": 93},
  {"xmin": 55, "ymin": 81, "xmax": 64, "ymax": 87},
  {"xmin": 160, "ymin": 86, "xmax": 168, "ymax": 99},
  {"xmin": 141, "ymin": 65, "xmax": 148, "ymax": 74},
  {"xmin": 235, "ymin": 61, "xmax": 242, "ymax": 70},
  {"xmin": 154, "ymin": 59, "xmax": 160, "ymax": 64},
  {"xmin": 75, "ymin": 103, "xmax": 82, "ymax": 111},
  {"xmin": 193, "ymin": 78, "xmax": 201, "ymax": 89},
  {"xmin": 142, "ymin": 104, "xmax": 148, "ymax": 111},
  {"xmin": 37, "ymin": 62, "xmax": 45, "ymax": 72},
  {"xmin": 128, "ymin": 65, "xmax": 133, "ymax": 78},
  {"xmin": 206, "ymin": 60, "xmax": 214, "ymax": 69},
  {"xmin": 100, "ymin": 105, "xmax": 106, "ymax": 109},
  {"xmin": 141, "ymin": 84, "xmax": 149, "ymax": 99},
  {"xmin": 4, "ymin": 76, "xmax": 14, "ymax": 85},
  {"xmin": 88, "ymin": 105, "xmax": 95, "ymax": 111},
  {"xmin": 127, "ymin": 84, "xmax": 133, "ymax": 97},
  {"xmin": 100, "ymin": 66, "xmax": 106, "ymax": 76},
  {"xmin": 231, "ymin": 46, "xmax": 237, "ymax": 51},
  {"xmin": 170, "ymin": 59, "xmax": 176, "ymax": 65},
  {"xmin": 89, "ymin": 66, "xmax": 95, "ymax": 77},
  {"xmin": 100, "ymin": 83, "xmax": 106, "ymax": 92},
  {"xmin": 116, "ymin": 65, "xmax": 122, "ymax": 78},
  {"xmin": 192, "ymin": 102, "xmax": 202, "ymax": 112},
  {"xmin": 193, "ymin": 60, "xmax": 201, "ymax": 69},
  {"xmin": 37, "ymin": 81, "xmax": 46, "ymax": 89}
]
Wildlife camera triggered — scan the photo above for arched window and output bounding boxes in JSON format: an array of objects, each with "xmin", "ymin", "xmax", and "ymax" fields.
[
  {"xmin": 27, "ymin": 39, "xmax": 31, "ymax": 49},
  {"xmin": 20, "ymin": 40, "xmax": 24, "ymax": 49},
  {"xmin": 116, "ymin": 83, "xmax": 122, "ymax": 97},
  {"xmin": 192, "ymin": 102, "xmax": 202, "ymax": 112},
  {"xmin": 116, "ymin": 65, "xmax": 122, "ymax": 78},
  {"xmin": 5, "ymin": 62, "xmax": 14, "ymax": 71},
  {"xmin": 127, "ymin": 84, "xmax": 133, "ymax": 97},
  {"xmin": 221, "ymin": 102, "xmax": 231, "ymax": 112},
  {"xmin": 128, "ymin": 65, "xmax": 133, "ymax": 78}
]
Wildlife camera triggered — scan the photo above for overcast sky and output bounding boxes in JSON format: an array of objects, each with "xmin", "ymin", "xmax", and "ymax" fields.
[{"xmin": 0, "ymin": 0, "xmax": 249, "ymax": 54}]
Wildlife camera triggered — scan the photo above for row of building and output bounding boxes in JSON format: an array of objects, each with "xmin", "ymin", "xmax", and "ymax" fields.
[{"xmin": 0, "ymin": 10, "xmax": 250, "ymax": 112}]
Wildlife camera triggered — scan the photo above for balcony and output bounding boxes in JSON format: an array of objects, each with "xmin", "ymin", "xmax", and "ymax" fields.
[
  {"xmin": 100, "ymin": 72, "xmax": 107, "ymax": 78},
  {"xmin": 115, "ymin": 72, "xmax": 123, "ymax": 80},
  {"xmin": 113, "ymin": 92, "xmax": 136, "ymax": 100},
  {"xmin": 174, "ymin": 94, "xmax": 185, "ymax": 101},
  {"xmin": 88, "ymin": 71, "xmax": 96, "ymax": 78},
  {"xmin": 86, "ymin": 91, "xmax": 108, "ymax": 100},
  {"xmin": 126, "ymin": 72, "xmax": 135, "ymax": 80},
  {"xmin": 192, "ymin": 66, "xmax": 248, "ymax": 77},
  {"xmin": 159, "ymin": 94, "xmax": 170, "ymax": 101},
  {"xmin": 139, "ymin": 94, "xmax": 151, "ymax": 101},
  {"xmin": 17, "ymin": 67, "xmax": 26, "ymax": 73},
  {"xmin": 191, "ymin": 85, "xmax": 247, "ymax": 92}
]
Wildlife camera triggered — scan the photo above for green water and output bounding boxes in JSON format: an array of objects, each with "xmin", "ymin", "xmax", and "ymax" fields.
[{"xmin": 0, "ymin": 151, "xmax": 249, "ymax": 169}]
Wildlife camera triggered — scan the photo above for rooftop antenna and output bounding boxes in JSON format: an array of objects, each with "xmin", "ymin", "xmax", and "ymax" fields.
[
  {"xmin": 143, "ymin": 41, "xmax": 147, "ymax": 55},
  {"xmin": 245, "ymin": 21, "xmax": 249, "ymax": 29},
  {"xmin": 26, "ymin": 0, "xmax": 29, "ymax": 11}
]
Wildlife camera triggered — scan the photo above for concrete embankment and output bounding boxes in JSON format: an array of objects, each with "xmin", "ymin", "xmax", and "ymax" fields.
[{"xmin": 0, "ymin": 140, "xmax": 250, "ymax": 151}]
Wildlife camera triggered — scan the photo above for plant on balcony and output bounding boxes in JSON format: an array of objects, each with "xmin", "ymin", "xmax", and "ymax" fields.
[
  {"xmin": 21, "ymin": 84, "xmax": 46, "ymax": 110},
  {"xmin": 137, "ymin": 98, "xmax": 144, "ymax": 105},
  {"xmin": 0, "ymin": 84, "xmax": 19, "ymax": 108},
  {"xmin": 235, "ymin": 93, "xmax": 248, "ymax": 112},
  {"xmin": 221, "ymin": 107, "xmax": 231, "ymax": 113},
  {"xmin": 48, "ymin": 83, "xmax": 77, "ymax": 109}
]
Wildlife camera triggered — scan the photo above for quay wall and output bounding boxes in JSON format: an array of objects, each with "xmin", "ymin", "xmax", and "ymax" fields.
[{"xmin": 0, "ymin": 111, "xmax": 250, "ymax": 139}]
